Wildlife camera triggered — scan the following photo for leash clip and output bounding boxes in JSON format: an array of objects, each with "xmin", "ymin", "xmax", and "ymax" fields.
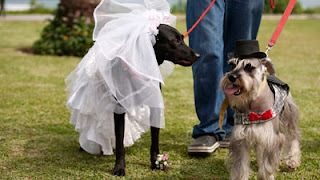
[{"xmin": 265, "ymin": 45, "xmax": 273, "ymax": 57}]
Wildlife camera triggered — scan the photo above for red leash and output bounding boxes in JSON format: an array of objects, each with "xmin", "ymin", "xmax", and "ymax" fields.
[
  {"xmin": 270, "ymin": 0, "xmax": 276, "ymax": 9},
  {"xmin": 183, "ymin": 0, "xmax": 216, "ymax": 39},
  {"xmin": 183, "ymin": 0, "xmax": 277, "ymax": 39},
  {"xmin": 183, "ymin": 0, "xmax": 296, "ymax": 56},
  {"xmin": 266, "ymin": 0, "xmax": 296, "ymax": 54}
]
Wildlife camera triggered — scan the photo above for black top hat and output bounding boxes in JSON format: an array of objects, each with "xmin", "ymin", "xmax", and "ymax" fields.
[{"xmin": 232, "ymin": 40, "xmax": 267, "ymax": 59}]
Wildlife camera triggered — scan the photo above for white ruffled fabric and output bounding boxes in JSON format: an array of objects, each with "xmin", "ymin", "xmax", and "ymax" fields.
[{"xmin": 65, "ymin": 0, "xmax": 176, "ymax": 155}]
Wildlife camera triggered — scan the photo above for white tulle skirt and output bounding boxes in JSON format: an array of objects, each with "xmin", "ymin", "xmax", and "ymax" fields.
[{"xmin": 66, "ymin": 45, "xmax": 171, "ymax": 155}]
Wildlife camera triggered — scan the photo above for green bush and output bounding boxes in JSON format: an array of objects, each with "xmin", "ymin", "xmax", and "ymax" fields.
[
  {"xmin": 304, "ymin": 7, "xmax": 320, "ymax": 14},
  {"xmin": 32, "ymin": 6, "xmax": 94, "ymax": 57},
  {"xmin": 171, "ymin": 1, "xmax": 187, "ymax": 13}
]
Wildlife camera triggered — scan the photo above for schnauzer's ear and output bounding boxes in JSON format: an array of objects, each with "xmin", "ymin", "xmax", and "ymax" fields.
[{"xmin": 260, "ymin": 57, "xmax": 276, "ymax": 76}]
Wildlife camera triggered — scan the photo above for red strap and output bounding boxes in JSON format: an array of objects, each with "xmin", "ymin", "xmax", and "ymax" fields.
[
  {"xmin": 268, "ymin": 0, "xmax": 296, "ymax": 48},
  {"xmin": 270, "ymin": 0, "xmax": 276, "ymax": 9},
  {"xmin": 183, "ymin": 0, "xmax": 216, "ymax": 39}
]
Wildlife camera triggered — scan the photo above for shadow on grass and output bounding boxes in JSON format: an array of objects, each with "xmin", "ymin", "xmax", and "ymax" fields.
[{"xmin": 17, "ymin": 47, "xmax": 34, "ymax": 54}]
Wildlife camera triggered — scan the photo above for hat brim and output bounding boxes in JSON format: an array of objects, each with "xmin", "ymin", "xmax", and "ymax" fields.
[{"xmin": 238, "ymin": 52, "xmax": 267, "ymax": 60}]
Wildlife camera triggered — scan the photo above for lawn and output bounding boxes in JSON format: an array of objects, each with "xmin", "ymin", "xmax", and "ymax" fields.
[{"xmin": 0, "ymin": 17, "xmax": 319, "ymax": 179}]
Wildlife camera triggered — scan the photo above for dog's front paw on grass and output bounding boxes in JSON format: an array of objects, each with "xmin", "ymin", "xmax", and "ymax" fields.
[
  {"xmin": 151, "ymin": 162, "xmax": 159, "ymax": 170},
  {"xmin": 112, "ymin": 164, "xmax": 126, "ymax": 176},
  {"xmin": 286, "ymin": 159, "xmax": 300, "ymax": 169}
]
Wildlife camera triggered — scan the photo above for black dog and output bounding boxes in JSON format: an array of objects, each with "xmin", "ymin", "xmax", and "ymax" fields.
[{"xmin": 110, "ymin": 24, "xmax": 199, "ymax": 176}]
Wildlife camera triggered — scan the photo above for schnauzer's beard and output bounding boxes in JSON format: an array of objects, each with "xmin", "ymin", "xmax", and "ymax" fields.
[{"xmin": 220, "ymin": 58, "xmax": 266, "ymax": 112}]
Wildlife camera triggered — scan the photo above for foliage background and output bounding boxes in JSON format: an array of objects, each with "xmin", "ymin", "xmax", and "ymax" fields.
[{"xmin": 32, "ymin": 6, "xmax": 94, "ymax": 57}]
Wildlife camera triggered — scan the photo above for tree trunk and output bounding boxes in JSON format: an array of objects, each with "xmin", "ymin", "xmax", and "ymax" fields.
[
  {"xmin": 0, "ymin": 0, "xmax": 5, "ymax": 16},
  {"xmin": 60, "ymin": 0, "xmax": 101, "ymax": 25}
]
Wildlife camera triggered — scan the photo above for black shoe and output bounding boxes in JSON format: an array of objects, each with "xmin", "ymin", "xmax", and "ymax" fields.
[
  {"xmin": 219, "ymin": 133, "xmax": 231, "ymax": 148},
  {"xmin": 188, "ymin": 135, "xmax": 220, "ymax": 156}
]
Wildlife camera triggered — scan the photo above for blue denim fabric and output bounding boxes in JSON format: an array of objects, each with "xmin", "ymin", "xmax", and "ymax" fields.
[{"xmin": 186, "ymin": 0, "xmax": 264, "ymax": 139}]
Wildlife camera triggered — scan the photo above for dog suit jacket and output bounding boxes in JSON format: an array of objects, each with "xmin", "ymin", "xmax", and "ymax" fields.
[{"xmin": 234, "ymin": 75, "xmax": 290, "ymax": 125}]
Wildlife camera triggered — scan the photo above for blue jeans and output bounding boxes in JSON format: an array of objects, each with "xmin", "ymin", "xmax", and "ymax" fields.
[{"xmin": 186, "ymin": 0, "xmax": 264, "ymax": 139}]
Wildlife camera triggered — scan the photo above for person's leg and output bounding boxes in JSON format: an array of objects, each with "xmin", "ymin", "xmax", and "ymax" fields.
[
  {"xmin": 187, "ymin": 0, "xmax": 226, "ymax": 154},
  {"xmin": 218, "ymin": 0, "xmax": 265, "ymax": 147},
  {"xmin": 223, "ymin": 0, "xmax": 265, "ymax": 58}
]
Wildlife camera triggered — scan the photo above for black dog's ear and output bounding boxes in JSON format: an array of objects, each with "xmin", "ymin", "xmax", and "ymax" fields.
[{"xmin": 260, "ymin": 57, "xmax": 276, "ymax": 76}]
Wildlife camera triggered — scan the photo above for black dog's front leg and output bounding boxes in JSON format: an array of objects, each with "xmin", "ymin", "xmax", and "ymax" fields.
[
  {"xmin": 151, "ymin": 126, "xmax": 160, "ymax": 170},
  {"xmin": 113, "ymin": 113, "xmax": 126, "ymax": 176},
  {"xmin": 150, "ymin": 84, "xmax": 161, "ymax": 170}
]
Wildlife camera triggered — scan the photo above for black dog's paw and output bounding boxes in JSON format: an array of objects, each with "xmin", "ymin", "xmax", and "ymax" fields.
[
  {"xmin": 150, "ymin": 150, "xmax": 159, "ymax": 170},
  {"xmin": 151, "ymin": 161, "xmax": 158, "ymax": 170},
  {"xmin": 112, "ymin": 165, "xmax": 126, "ymax": 176}
]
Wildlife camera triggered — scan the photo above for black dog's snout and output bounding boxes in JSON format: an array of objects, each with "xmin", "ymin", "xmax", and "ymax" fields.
[{"xmin": 228, "ymin": 74, "xmax": 237, "ymax": 82}]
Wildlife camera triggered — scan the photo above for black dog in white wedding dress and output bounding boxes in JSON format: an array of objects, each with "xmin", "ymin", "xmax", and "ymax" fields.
[{"xmin": 65, "ymin": 0, "xmax": 199, "ymax": 176}]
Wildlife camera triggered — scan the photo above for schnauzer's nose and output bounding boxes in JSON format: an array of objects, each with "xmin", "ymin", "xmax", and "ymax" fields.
[{"xmin": 228, "ymin": 74, "xmax": 237, "ymax": 82}]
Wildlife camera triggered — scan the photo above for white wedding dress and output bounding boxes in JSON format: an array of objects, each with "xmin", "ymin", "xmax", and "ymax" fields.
[{"xmin": 65, "ymin": 0, "xmax": 176, "ymax": 155}]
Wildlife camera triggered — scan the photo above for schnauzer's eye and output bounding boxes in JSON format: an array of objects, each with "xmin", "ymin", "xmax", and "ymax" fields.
[{"xmin": 244, "ymin": 63, "xmax": 255, "ymax": 72}]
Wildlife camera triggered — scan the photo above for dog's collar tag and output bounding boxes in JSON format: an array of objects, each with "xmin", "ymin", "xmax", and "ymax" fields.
[
  {"xmin": 258, "ymin": 75, "xmax": 267, "ymax": 95},
  {"xmin": 219, "ymin": 97, "xmax": 229, "ymax": 130}
]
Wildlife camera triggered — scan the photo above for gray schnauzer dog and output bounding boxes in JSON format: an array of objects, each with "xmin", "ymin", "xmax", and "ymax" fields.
[{"xmin": 219, "ymin": 40, "xmax": 301, "ymax": 180}]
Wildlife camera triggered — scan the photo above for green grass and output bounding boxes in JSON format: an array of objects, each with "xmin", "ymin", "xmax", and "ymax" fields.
[{"xmin": 0, "ymin": 18, "xmax": 319, "ymax": 179}]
